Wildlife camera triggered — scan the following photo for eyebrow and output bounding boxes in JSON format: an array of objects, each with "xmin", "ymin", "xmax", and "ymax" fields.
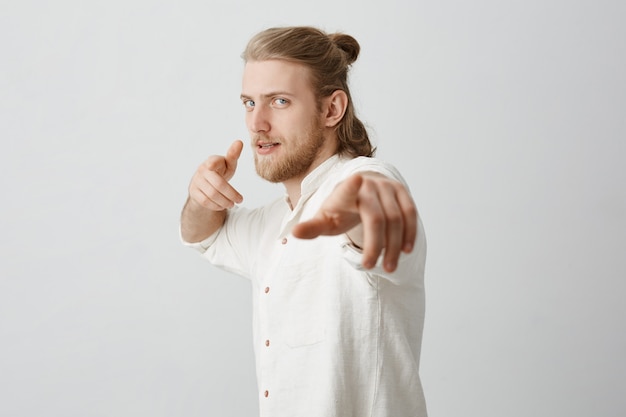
[{"xmin": 240, "ymin": 91, "xmax": 293, "ymax": 101}]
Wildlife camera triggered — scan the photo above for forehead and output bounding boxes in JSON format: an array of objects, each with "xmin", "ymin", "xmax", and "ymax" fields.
[{"xmin": 241, "ymin": 59, "xmax": 314, "ymax": 98}]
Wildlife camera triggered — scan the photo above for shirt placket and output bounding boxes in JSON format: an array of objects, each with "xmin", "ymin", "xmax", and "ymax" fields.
[
  {"xmin": 257, "ymin": 228, "xmax": 294, "ymax": 415},
  {"xmin": 257, "ymin": 178, "xmax": 321, "ymax": 415}
]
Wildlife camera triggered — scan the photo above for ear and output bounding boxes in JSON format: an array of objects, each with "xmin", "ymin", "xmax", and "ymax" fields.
[{"xmin": 323, "ymin": 90, "xmax": 348, "ymax": 128}]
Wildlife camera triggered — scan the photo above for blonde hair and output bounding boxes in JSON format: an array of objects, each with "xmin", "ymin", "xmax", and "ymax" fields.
[{"xmin": 242, "ymin": 26, "xmax": 375, "ymax": 158}]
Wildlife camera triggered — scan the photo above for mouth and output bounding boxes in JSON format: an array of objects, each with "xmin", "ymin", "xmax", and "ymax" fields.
[
  {"xmin": 257, "ymin": 142, "xmax": 280, "ymax": 149},
  {"xmin": 256, "ymin": 140, "xmax": 281, "ymax": 154}
]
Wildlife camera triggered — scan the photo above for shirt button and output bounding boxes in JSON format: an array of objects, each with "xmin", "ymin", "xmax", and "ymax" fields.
[
  {"xmin": 264, "ymin": 390, "xmax": 269, "ymax": 398},
  {"xmin": 264, "ymin": 287, "xmax": 270, "ymax": 294},
  {"xmin": 265, "ymin": 339, "xmax": 270, "ymax": 347},
  {"xmin": 281, "ymin": 237, "xmax": 288, "ymax": 245}
]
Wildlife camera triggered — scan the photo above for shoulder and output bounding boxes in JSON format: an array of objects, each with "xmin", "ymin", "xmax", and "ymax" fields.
[{"xmin": 336, "ymin": 156, "xmax": 408, "ymax": 188}]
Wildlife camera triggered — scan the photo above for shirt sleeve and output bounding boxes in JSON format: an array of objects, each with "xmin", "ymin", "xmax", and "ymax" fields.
[
  {"xmin": 187, "ymin": 205, "xmax": 276, "ymax": 280},
  {"xmin": 336, "ymin": 157, "xmax": 426, "ymax": 284},
  {"xmin": 179, "ymin": 226, "xmax": 219, "ymax": 253},
  {"xmin": 338, "ymin": 156, "xmax": 410, "ymax": 188},
  {"xmin": 340, "ymin": 228, "xmax": 425, "ymax": 286}
]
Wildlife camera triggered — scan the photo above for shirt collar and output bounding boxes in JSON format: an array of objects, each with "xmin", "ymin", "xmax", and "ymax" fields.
[
  {"xmin": 281, "ymin": 154, "xmax": 343, "ymax": 209},
  {"xmin": 278, "ymin": 154, "xmax": 344, "ymax": 239}
]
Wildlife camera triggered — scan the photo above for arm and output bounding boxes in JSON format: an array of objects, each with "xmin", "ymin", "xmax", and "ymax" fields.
[
  {"xmin": 180, "ymin": 140, "xmax": 244, "ymax": 243},
  {"xmin": 291, "ymin": 172, "xmax": 418, "ymax": 273}
]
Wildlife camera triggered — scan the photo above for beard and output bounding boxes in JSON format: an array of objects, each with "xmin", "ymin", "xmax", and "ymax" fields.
[{"xmin": 253, "ymin": 119, "xmax": 326, "ymax": 183}]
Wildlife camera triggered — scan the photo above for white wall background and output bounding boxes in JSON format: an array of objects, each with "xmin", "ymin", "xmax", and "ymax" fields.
[{"xmin": 1, "ymin": 0, "xmax": 624, "ymax": 416}]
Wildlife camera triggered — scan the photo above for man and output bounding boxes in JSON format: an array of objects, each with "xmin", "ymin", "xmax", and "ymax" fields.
[{"xmin": 180, "ymin": 26, "xmax": 427, "ymax": 417}]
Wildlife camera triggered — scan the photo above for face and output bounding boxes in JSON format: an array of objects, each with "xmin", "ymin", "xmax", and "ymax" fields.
[{"xmin": 240, "ymin": 60, "xmax": 335, "ymax": 184}]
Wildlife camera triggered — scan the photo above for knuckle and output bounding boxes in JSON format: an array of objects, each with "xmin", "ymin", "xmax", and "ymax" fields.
[
  {"xmin": 368, "ymin": 213, "xmax": 385, "ymax": 228},
  {"xmin": 196, "ymin": 194, "xmax": 211, "ymax": 207},
  {"xmin": 387, "ymin": 210, "xmax": 404, "ymax": 225},
  {"xmin": 203, "ymin": 188, "xmax": 220, "ymax": 202},
  {"xmin": 405, "ymin": 202, "xmax": 418, "ymax": 216}
]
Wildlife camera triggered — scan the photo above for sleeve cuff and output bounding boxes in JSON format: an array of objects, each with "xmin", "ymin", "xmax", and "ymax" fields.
[
  {"xmin": 340, "ymin": 239, "xmax": 388, "ymax": 272},
  {"xmin": 179, "ymin": 226, "xmax": 219, "ymax": 253}
]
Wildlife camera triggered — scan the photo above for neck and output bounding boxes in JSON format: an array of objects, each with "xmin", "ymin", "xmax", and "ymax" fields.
[
  {"xmin": 283, "ymin": 151, "xmax": 337, "ymax": 209},
  {"xmin": 283, "ymin": 131, "xmax": 338, "ymax": 209}
]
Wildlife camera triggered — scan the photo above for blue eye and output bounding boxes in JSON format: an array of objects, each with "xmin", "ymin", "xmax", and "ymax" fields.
[
  {"xmin": 244, "ymin": 99, "xmax": 255, "ymax": 108},
  {"xmin": 274, "ymin": 98, "xmax": 288, "ymax": 106}
]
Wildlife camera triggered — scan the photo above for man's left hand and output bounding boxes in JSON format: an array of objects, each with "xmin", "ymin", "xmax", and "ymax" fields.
[{"xmin": 292, "ymin": 173, "xmax": 418, "ymax": 273}]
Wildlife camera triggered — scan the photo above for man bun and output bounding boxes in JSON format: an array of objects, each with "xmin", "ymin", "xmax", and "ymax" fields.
[{"xmin": 328, "ymin": 33, "xmax": 361, "ymax": 66}]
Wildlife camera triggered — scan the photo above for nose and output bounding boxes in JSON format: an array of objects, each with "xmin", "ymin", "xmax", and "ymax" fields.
[{"xmin": 248, "ymin": 105, "xmax": 270, "ymax": 133}]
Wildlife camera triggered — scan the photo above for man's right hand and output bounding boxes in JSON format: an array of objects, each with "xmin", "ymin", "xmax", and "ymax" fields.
[
  {"xmin": 181, "ymin": 140, "xmax": 244, "ymax": 243},
  {"xmin": 188, "ymin": 139, "xmax": 244, "ymax": 211}
]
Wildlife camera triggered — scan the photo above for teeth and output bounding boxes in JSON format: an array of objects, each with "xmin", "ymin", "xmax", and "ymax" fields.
[{"xmin": 260, "ymin": 143, "xmax": 275, "ymax": 148}]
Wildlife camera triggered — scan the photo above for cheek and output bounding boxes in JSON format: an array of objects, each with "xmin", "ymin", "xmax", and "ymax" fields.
[{"xmin": 281, "ymin": 113, "xmax": 311, "ymax": 134}]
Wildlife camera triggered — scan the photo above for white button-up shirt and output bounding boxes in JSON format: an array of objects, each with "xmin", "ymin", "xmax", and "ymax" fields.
[{"xmin": 184, "ymin": 155, "xmax": 427, "ymax": 417}]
